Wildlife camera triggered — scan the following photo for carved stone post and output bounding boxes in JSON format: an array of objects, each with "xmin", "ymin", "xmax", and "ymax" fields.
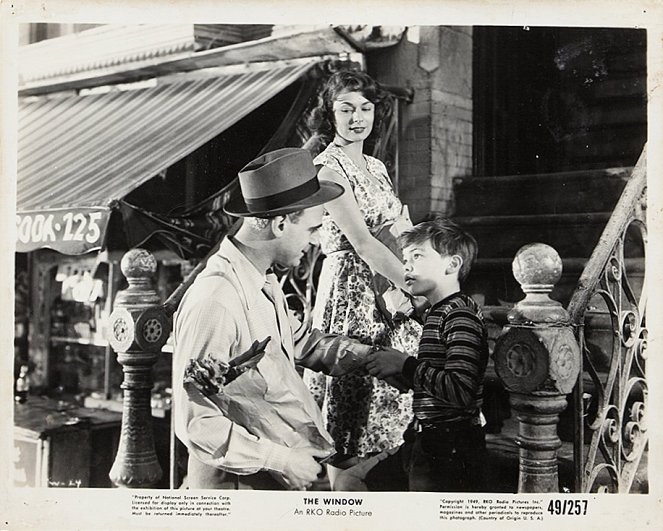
[
  {"xmin": 108, "ymin": 249, "xmax": 171, "ymax": 488},
  {"xmin": 494, "ymin": 243, "xmax": 581, "ymax": 493}
]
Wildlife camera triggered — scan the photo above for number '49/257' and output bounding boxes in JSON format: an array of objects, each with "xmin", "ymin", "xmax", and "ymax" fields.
[{"xmin": 547, "ymin": 499, "xmax": 588, "ymax": 515}]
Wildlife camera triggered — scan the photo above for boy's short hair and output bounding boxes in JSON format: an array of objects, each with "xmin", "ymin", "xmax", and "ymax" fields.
[{"xmin": 399, "ymin": 218, "xmax": 478, "ymax": 282}]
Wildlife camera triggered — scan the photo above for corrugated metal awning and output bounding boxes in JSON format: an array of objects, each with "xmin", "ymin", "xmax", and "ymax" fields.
[
  {"xmin": 19, "ymin": 26, "xmax": 358, "ymax": 96},
  {"xmin": 16, "ymin": 59, "xmax": 317, "ymax": 254}
]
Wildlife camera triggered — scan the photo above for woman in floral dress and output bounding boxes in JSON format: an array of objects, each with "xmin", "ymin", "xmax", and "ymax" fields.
[{"xmin": 304, "ymin": 70, "xmax": 422, "ymax": 487}]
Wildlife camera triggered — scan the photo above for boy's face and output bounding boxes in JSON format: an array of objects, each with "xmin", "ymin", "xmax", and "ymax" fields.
[{"xmin": 402, "ymin": 239, "xmax": 458, "ymax": 300}]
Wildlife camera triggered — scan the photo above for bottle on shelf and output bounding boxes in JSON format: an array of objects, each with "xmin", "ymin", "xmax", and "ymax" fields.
[
  {"xmin": 15, "ymin": 365, "xmax": 30, "ymax": 404},
  {"xmin": 51, "ymin": 297, "xmax": 67, "ymax": 336}
]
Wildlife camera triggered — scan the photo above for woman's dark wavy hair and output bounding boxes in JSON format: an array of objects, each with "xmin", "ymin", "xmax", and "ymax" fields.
[{"xmin": 308, "ymin": 69, "xmax": 391, "ymax": 144}]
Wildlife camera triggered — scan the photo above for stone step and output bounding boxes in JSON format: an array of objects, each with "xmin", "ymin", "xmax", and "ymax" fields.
[
  {"xmin": 456, "ymin": 212, "xmax": 611, "ymax": 260},
  {"xmin": 465, "ymin": 257, "xmax": 644, "ymax": 306},
  {"xmin": 453, "ymin": 167, "xmax": 630, "ymax": 217}
]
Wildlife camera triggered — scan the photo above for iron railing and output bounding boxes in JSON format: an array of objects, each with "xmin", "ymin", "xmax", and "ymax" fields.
[{"xmin": 567, "ymin": 145, "xmax": 648, "ymax": 493}]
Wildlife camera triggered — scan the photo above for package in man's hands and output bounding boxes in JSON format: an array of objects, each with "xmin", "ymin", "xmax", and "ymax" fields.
[
  {"xmin": 184, "ymin": 337, "xmax": 335, "ymax": 458},
  {"xmin": 184, "ymin": 337, "xmax": 270, "ymax": 393}
]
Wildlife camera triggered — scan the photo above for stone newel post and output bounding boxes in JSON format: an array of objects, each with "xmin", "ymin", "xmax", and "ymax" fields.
[
  {"xmin": 494, "ymin": 243, "xmax": 581, "ymax": 493},
  {"xmin": 108, "ymin": 249, "xmax": 171, "ymax": 488}
]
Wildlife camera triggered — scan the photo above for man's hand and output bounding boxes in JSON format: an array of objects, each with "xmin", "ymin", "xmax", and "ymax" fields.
[
  {"xmin": 333, "ymin": 447, "xmax": 400, "ymax": 491},
  {"xmin": 366, "ymin": 347, "xmax": 409, "ymax": 379},
  {"xmin": 275, "ymin": 447, "xmax": 327, "ymax": 490}
]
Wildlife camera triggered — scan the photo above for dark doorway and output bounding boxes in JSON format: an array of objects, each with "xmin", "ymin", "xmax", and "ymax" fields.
[{"xmin": 473, "ymin": 26, "xmax": 646, "ymax": 176}]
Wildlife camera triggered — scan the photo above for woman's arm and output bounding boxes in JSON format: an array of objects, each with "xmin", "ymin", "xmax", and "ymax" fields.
[{"xmin": 318, "ymin": 166, "xmax": 409, "ymax": 291}]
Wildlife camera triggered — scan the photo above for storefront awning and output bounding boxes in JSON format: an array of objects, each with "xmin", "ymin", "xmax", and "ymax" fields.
[{"xmin": 16, "ymin": 59, "xmax": 318, "ymax": 254}]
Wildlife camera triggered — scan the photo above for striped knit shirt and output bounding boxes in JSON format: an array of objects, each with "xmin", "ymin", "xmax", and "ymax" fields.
[{"xmin": 402, "ymin": 292, "xmax": 489, "ymax": 424}]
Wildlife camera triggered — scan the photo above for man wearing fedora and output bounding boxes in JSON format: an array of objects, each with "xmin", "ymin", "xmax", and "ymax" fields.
[{"xmin": 173, "ymin": 148, "xmax": 383, "ymax": 490}]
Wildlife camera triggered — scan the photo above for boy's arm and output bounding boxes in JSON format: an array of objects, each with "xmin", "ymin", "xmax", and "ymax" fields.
[{"xmin": 403, "ymin": 307, "xmax": 486, "ymax": 406}]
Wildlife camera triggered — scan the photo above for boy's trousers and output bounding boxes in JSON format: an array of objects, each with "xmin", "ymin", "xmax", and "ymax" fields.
[{"xmin": 365, "ymin": 418, "xmax": 487, "ymax": 492}]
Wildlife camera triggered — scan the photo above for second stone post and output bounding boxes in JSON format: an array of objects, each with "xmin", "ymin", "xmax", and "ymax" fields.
[{"xmin": 494, "ymin": 243, "xmax": 581, "ymax": 493}]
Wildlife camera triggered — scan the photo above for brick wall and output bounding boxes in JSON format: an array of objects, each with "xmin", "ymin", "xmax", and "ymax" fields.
[{"xmin": 370, "ymin": 26, "xmax": 473, "ymax": 221}]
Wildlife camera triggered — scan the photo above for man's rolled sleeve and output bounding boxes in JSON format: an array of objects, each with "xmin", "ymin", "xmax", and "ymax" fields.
[{"xmin": 296, "ymin": 328, "xmax": 372, "ymax": 376}]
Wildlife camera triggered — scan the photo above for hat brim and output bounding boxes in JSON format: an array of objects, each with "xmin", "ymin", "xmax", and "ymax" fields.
[{"xmin": 224, "ymin": 180, "xmax": 344, "ymax": 218}]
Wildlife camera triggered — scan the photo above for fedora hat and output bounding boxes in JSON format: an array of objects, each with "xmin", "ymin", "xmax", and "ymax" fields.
[{"xmin": 224, "ymin": 148, "xmax": 344, "ymax": 217}]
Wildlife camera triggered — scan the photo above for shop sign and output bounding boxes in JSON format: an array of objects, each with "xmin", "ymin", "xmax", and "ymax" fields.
[{"xmin": 16, "ymin": 207, "xmax": 112, "ymax": 254}]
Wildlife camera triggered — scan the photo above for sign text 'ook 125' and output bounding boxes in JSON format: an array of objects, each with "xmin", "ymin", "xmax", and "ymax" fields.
[{"xmin": 16, "ymin": 209, "xmax": 110, "ymax": 253}]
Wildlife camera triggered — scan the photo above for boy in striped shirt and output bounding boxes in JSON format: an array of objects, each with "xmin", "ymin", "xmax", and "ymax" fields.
[{"xmin": 363, "ymin": 218, "xmax": 489, "ymax": 492}]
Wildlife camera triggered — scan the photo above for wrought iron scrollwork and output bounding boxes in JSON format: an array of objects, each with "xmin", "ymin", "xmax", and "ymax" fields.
[{"xmin": 569, "ymin": 146, "xmax": 647, "ymax": 493}]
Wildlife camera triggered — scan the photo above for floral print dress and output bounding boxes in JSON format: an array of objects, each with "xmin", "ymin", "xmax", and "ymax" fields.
[{"xmin": 304, "ymin": 143, "xmax": 422, "ymax": 458}]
